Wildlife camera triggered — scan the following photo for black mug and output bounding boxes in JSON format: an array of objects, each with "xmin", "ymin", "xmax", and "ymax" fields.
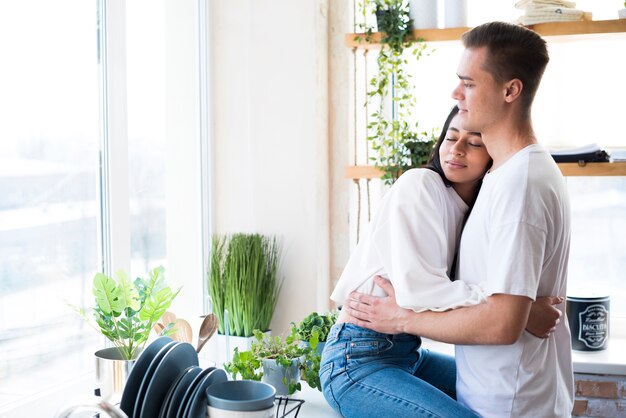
[{"xmin": 566, "ymin": 295, "xmax": 610, "ymax": 351}]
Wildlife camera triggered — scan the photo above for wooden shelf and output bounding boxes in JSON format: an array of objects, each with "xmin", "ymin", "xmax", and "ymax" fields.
[
  {"xmin": 345, "ymin": 19, "xmax": 626, "ymax": 48},
  {"xmin": 344, "ymin": 162, "xmax": 626, "ymax": 179}
]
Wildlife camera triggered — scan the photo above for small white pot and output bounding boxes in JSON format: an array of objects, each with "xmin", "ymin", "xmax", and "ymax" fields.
[
  {"xmin": 408, "ymin": 0, "xmax": 439, "ymax": 29},
  {"xmin": 619, "ymin": 9, "xmax": 626, "ymax": 19}
]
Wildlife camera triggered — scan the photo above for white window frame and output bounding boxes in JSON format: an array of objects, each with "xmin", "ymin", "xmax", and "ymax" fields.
[{"xmin": 97, "ymin": 0, "xmax": 211, "ymax": 320}]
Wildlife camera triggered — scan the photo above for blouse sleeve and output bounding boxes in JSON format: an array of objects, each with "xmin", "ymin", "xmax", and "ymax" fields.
[{"xmin": 372, "ymin": 170, "xmax": 486, "ymax": 312}]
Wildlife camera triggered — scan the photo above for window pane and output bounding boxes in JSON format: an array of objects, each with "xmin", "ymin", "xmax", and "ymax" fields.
[
  {"xmin": 0, "ymin": 0, "xmax": 101, "ymax": 403},
  {"xmin": 126, "ymin": 0, "xmax": 168, "ymax": 278},
  {"xmin": 567, "ymin": 177, "xmax": 626, "ymax": 318}
]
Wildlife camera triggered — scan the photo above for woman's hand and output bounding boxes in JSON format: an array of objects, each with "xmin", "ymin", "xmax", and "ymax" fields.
[
  {"xmin": 526, "ymin": 296, "xmax": 563, "ymax": 338},
  {"xmin": 343, "ymin": 276, "xmax": 412, "ymax": 334}
]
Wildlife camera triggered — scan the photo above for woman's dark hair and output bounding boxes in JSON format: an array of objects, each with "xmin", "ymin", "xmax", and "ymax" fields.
[{"xmin": 425, "ymin": 105, "xmax": 459, "ymax": 188}]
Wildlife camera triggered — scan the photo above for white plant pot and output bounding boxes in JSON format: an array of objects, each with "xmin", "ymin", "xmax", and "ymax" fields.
[
  {"xmin": 408, "ymin": 0, "xmax": 439, "ymax": 29},
  {"xmin": 204, "ymin": 331, "xmax": 271, "ymax": 367},
  {"xmin": 619, "ymin": 9, "xmax": 626, "ymax": 19},
  {"xmin": 444, "ymin": 0, "xmax": 468, "ymax": 28}
]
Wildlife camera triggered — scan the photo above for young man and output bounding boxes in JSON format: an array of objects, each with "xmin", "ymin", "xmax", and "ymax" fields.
[{"xmin": 345, "ymin": 21, "xmax": 574, "ymax": 417}]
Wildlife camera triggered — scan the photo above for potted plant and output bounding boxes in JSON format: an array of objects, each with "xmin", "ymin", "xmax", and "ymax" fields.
[
  {"xmin": 359, "ymin": 0, "xmax": 436, "ymax": 185},
  {"xmin": 290, "ymin": 311, "xmax": 338, "ymax": 392},
  {"xmin": 73, "ymin": 265, "xmax": 180, "ymax": 360},
  {"xmin": 224, "ymin": 329, "xmax": 307, "ymax": 396},
  {"xmin": 70, "ymin": 265, "xmax": 180, "ymax": 399},
  {"xmin": 293, "ymin": 311, "xmax": 337, "ymax": 355},
  {"xmin": 208, "ymin": 233, "xmax": 283, "ymax": 362},
  {"xmin": 620, "ymin": 1, "xmax": 626, "ymax": 19}
]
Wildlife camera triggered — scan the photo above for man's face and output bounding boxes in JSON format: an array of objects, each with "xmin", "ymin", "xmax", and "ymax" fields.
[{"xmin": 451, "ymin": 47, "xmax": 505, "ymax": 134}]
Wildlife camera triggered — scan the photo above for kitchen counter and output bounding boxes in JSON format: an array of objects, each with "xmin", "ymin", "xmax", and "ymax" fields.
[
  {"xmin": 5, "ymin": 338, "xmax": 624, "ymax": 417},
  {"xmin": 0, "ymin": 370, "xmax": 339, "ymax": 418}
]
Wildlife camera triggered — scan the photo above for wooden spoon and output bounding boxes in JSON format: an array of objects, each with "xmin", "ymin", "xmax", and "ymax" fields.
[
  {"xmin": 172, "ymin": 318, "xmax": 193, "ymax": 343},
  {"xmin": 161, "ymin": 311, "xmax": 177, "ymax": 327},
  {"xmin": 196, "ymin": 313, "xmax": 218, "ymax": 353},
  {"xmin": 153, "ymin": 323, "xmax": 165, "ymax": 335}
]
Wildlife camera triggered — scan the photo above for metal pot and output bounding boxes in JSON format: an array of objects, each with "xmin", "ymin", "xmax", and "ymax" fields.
[{"xmin": 95, "ymin": 347, "xmax": 137, "ymax": 402}]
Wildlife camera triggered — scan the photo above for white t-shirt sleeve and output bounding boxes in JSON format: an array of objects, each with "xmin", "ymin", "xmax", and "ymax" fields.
[{"xmin": 372, "ymin": 170, "xmax": 486, "ymax": 312}]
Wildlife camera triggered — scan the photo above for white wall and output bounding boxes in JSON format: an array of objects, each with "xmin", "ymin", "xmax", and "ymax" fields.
[{"xmin": 210, "ymin": 0, "xmax": 331, "ymax": 334}]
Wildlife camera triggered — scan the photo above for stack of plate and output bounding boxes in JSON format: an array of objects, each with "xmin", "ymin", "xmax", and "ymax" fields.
[{"xmin": 119, "ymin": 336, "xmax": 228, "ymax": 418}]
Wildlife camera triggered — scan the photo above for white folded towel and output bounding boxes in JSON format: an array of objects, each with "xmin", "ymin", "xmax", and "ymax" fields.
[
  {"xmin": 515, "ymin": 0, "xmax": 577, "ymax": 9},
  {"xmin": 518, "ymin": 7, "xmax": 584, "ymax": 25}
]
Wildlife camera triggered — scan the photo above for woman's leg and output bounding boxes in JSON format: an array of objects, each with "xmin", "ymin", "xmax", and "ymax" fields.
[
  {"xmin": 412, "ymin": 348, "xmax": 458, "ymax": 399},
  {"xmin": 320, "ymin": 323, "xmax": 479, "ymax": 418}
]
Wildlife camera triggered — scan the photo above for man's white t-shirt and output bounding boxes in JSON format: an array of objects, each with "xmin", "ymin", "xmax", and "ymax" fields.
[
  {"xmin": 455, "ymin": 144, "xmax": 575, "ymax": 417},
  {"xmin": 331, "ymin": 168, "xmax": 486, "ymax": 311}
]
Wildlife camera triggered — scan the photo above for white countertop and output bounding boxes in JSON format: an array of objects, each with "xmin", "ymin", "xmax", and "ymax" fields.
[
  {"xmin": 0, "ymin": 371, "xmax": 339, "ymax": 418},
  {"xmin": 3, "ymin": 337, "xmax": 624, "ymax": 418},
  {"xmin": 422, "ymin": 336, "xmax": 626, "ymax": 376}
]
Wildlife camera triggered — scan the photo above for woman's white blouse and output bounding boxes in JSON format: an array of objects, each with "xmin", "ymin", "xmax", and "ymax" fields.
[{"xmin": 331, "ymin": 169, "xmax": 486, "ymax": 312}]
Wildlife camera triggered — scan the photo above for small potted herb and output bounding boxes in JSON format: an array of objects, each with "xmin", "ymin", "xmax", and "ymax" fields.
[
  {"xmin": 224, "ymin": 329, "xmax": 307, "ymax": 396},
  {"xmin": 293, "ymin": 311, "xmax": 337, "ymax": 354},
  {"xmin": 290, "ymin": 311, "xmax": 338, "ymax": 392}
]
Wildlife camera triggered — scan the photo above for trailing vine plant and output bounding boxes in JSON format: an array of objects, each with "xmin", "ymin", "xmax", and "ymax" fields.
[{"xmin": 357, "ymin": 0, "xmax": 437, "ymax": 185}]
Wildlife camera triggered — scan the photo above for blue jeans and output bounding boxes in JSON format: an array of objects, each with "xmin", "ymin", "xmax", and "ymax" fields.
[{"xmin": 319, "ymin": 323, "xmax": 480, "ymax": 418}]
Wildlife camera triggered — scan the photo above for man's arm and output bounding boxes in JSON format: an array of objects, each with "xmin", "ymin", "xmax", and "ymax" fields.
[{"xmin": 345, "ymin": 276, "xmax": 533, "ymax": 345}]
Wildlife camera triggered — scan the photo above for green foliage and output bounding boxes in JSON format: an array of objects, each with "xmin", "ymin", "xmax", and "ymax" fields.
[
  {"xmin": 75, "ymin": 266, "xmax": 180, "ymax": 360},
  {"xmin": 209, "ymin": 234, "xmax": 283, "ymax": 337},
  {"xmin": 224, "ymin": 328, "xmax": 307, "ymax": 395},
  {"xmin": 290, "ymin": 311, "xmax": 337, "ymax": 392},
  {"xmin": 358, "ymin": 0, "xmax": 437, "ymax": 185},
  {"xmin": 293, "ymin": 311, "xmax": 337, "ymax": 343}
]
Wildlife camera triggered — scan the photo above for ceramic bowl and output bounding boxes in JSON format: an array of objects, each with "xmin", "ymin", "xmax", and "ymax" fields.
[
  {"xmin": 207, "ymin": 405, "xmax": 275, "ymax": 418},
  {"xmin": 206, "ymin": 380, "xmax": 276, "ymax": 412}
]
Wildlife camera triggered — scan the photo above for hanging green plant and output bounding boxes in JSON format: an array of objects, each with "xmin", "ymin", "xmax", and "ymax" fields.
[{"xmin": 358, "ymin": 0, "xmax": 437, "ymax": 185}]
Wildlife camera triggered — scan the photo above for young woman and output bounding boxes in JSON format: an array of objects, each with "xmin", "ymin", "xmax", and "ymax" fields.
[{"xmin": 320, "ymin": 106, "xmax": 488, "ymax": 418}]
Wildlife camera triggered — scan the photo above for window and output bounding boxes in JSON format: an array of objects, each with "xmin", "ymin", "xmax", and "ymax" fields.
[
  {"xmin": 0, "ymin": 0, "xmax": 102, "ymax": 400},
  {"xmin": 0, "ymin": 0, "xmax": 209, "ymax": 412}
]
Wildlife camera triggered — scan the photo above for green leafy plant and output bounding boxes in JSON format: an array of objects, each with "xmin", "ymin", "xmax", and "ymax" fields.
[
  {"xmin": 209, "ymin": 233, "xmax": 282, "ymax": 337},
  {"xmin": 224, "ymin": 329, "xmax": 307, "ymax": 395},
  {"xmin": 293, "ymin": 311, "xmax": 337, "ymax": 344},
  {"xmin": 358, "ymin": 0, "xmax": 436, "ymax": 185},
  {"xmin": 290, "ymin": 311, "xmax": 337, "ymax": 392},
  {"xmin": 72, "ymin": 266, "xmax": 180, "ymax": 360}
]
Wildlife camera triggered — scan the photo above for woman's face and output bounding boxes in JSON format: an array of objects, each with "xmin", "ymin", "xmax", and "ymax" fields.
[{"xmin": 439, "ymin": 114, "xmax": 491, "ymax": 188}]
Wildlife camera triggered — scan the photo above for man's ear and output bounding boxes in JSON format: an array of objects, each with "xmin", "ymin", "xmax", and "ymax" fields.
[{"xmin": 504, "ymin": 79, "xmax": 523, "ymax": 103}]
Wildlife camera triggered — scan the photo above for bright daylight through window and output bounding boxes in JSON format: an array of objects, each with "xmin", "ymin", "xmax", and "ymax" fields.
[{"xmin": 0, "ymin": 0, "xmax": 187, "ymax": 413}]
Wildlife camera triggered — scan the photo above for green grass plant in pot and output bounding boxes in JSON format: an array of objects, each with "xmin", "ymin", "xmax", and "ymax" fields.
[
  {"xmin": 209, "ymin": 233, "xmax": 282, "ymax": 338},
  {"xmin": 224, "ymin": 328, "xmax": 308, "ymax": 396}
]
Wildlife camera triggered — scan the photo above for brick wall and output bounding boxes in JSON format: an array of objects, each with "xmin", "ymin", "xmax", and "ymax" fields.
[{"xmin": 573, "ymin": 373, "xmax": 626, "ymax": 417}]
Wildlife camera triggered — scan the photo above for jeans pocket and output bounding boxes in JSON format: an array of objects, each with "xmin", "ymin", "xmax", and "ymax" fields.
[
  {"xmin": 347, "ymin": 336, "xmax": 393, "ymax": 361},
  {"xmin": 320, "ymin": 362, "xmax": 341, "ymax": 413}
]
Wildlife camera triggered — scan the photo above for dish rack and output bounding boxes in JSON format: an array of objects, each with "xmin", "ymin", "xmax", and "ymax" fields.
[
  {"xmin": 56, "ymin": 396, "xmax": 306, "ymax": 418},
  {"xmin": 275, "ymin": 397, "xmax": 305, "ymax": 418}
]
